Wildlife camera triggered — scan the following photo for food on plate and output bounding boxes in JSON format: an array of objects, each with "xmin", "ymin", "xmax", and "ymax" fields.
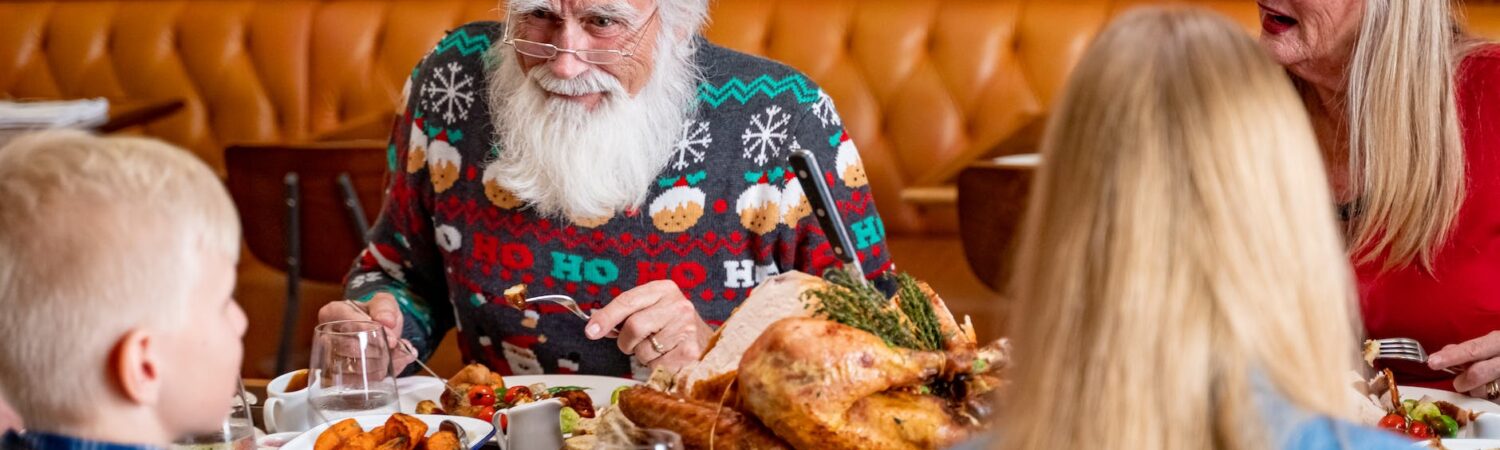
[
  {"xmin": 311, "ymin": 414, "xmax": 459, "ymax": 450},
  {"xmin": 621, "ymin": 270, "xmax": 1008, "ymax": 450},
  {"xmin": 559, "ymin": 406, "xmax": 581, "ymax": 435},
  {"xmin": 740, "ymin": 319, "xmax": 984, "ymax": 450},
  {"xmin": 676, "ymin": 272, "xmax": 824, "ymax": 406},
  {"xmin": 425, "ymin": 363, "xmax": 597, "ymax": 425},
  {"xmin": 315, "ymin": 419, "xmax": 363, "ymax": 450},
  {"xmin": 503, "ymin": 284, "xmax": 528, "ymax": 310},
  {"xmin": 1368, "ymin": 369, "xmax": 1480, "ymax": 441},
  {"xmin": 1362, "ymin": 339, "xmax": 1379, "ymax": 367},
  {"xmin": 617, "ymin": 386, "xmax": 790, "ymax": 450}
]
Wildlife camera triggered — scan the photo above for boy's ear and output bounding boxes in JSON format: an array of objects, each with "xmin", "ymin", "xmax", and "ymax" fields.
[{"xmin": 110, "ymin": 329, "xmax": 162, "ymax": 407}]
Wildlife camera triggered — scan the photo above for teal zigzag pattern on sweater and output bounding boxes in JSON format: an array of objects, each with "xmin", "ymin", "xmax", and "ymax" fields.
[
  {"xmin": 698, "ymin": 75, "xmax": 820, "ymax": 108},
  {"xmin": 433, "ymin": 29, "xmax": 492, "ymax": 57}
]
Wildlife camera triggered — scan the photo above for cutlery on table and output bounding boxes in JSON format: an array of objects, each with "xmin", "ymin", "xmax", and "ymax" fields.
[
  {"xmin": 522, "ymin": 294, "xmax": 621, "ymax": 338},
  {"xmin": 789, "ymin": 149, "xmax": 868, "ymax": 286},
  {"xmin": 1372, "ymin": 337, "xmax": 1465, "ymax": 375}
]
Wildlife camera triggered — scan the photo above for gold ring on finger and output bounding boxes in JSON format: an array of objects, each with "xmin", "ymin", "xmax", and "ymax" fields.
[{"xmin": 649, "ymin": 335, "xmax": 665, "ymax": 353}]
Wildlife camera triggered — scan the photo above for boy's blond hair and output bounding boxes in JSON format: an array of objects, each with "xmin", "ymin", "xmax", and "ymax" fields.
[{"xmin": 0, "ymin": 130, "xmax": 240, "ymax": 430}]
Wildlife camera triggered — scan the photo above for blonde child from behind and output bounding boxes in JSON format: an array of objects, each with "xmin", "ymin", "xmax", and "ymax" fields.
[{"xmin": 0, "ymin": 130, "xmax": 247, "ymax": 449}]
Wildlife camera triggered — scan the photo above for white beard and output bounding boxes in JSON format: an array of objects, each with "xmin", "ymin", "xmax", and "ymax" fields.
[{"xmin": 485, "ymin": 32, "xmax": 700, "ymax": 220}]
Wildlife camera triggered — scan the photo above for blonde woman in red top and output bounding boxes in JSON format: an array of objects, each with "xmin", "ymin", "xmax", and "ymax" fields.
[{"xmin": 1257, "ymin": 0, "xmax": 1500, "ymax": 395}]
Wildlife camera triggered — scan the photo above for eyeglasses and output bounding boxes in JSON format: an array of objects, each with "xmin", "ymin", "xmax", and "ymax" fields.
[
  {"xmin": 504, "ymin": 39, "xmax": 635, "ymax": 65},
  {"xmin": 501, "ymin": 8, "xmax": 659, "ymax": 66}
]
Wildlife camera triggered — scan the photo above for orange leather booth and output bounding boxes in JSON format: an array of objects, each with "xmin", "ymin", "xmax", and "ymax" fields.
[{"xmin": 7, "ymin": 0, "xmax": 1500, "ymax": 377}]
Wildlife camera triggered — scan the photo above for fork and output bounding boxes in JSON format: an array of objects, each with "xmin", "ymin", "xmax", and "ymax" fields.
[
  {"xmin": 341, "ymin": 300, "xmax": 461, "ymax": 396},
  {"xmin": 524, "ymin": 294, "xmax": 621, "ymax": 338},
  {"xmin": 1373, "ymin": 337, "xmax": 1464, "ymax": 375}
]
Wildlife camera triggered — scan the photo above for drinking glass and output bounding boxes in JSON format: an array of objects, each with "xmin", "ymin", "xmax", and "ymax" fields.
[
  {"xmin": 308, "ymin": 320, "xmax": 400, "ymax": 423},
  {"xmin": 170, "ymin": 379, "xmax": 255, "ymax": 450}
]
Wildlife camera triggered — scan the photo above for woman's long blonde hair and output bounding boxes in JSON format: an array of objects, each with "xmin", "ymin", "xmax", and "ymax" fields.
[
  {"xmin": 1343, "ymin": 0, "xmax": 1467, "ymax": 271},
  {"xmin": 998, "ymin": 7, "xmax": 1362, "ymax": 450}
]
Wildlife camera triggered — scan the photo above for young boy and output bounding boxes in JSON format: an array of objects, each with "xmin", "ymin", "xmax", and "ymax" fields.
[{"xmin": 0, "ymin": 130, "xmax": 247, "ymax": 448}]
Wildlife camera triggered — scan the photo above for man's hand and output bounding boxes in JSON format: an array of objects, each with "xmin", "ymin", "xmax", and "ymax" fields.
[
  {"xmin": 1428, "ymin": 331, "xmax": 1500, "ymax": 397},
  {"xmin": 585, "ymin": 280, "xmax": 712, "ymax": 373},
  {"xmin": 316, "ymin": 293, "xmax": 416, "ymax": 374}
]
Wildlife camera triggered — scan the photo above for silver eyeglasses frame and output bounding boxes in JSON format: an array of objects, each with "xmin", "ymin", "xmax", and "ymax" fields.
[{"xmin": 500, "ymin": 6, "xmax": 660, "ymax": 66}]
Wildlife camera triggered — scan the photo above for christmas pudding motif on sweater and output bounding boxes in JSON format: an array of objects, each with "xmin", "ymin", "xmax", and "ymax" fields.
[
  {"xmin": 780, "ymin": 169, "xmax": 812, "ymax": 225},
  {"xmin": 648, "ymin": 171, "xmax": 707, "ymax": 233},
  {"xmin": 568, "ymin": 214, "xmax": 612, "ymax": 229},
  {"xmin": 406, "ymin": 117, "xmax": 429, "ymax": 174},
  {"xmin": 426, "ymin": 131, "xmax": 463, "ymax": 193},
  {"xmin": 481, "ymin": 161, "xmax": 525, "ymax": 209},
  {"xmin": 737, "ymin": 169, "xmax": 784, "ymax": 235},
  {"xmin": 834, "ymin": 131, "xmax": 868, "ymax": 188}
]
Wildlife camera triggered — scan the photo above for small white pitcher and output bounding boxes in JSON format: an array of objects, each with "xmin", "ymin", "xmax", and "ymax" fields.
[
  {"xmin": 262, "ymin": 370, "xmax": 313, "ymax": 433},
  {"xmin": 493, "ymin": 398, "xmax": 564, "ymax": 450}
]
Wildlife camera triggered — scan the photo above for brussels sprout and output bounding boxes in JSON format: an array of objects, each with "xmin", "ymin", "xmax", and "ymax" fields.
[
  {"xmin": 1410, "ymin": 401, "xmax": 1442, "ymax": 422},
  {"xmin": 560, "ymin": 406, "xmax": 581, "ymax": 435},
  {"xmin": 1429, "ymin": 414, "xmax": 1460, "ymax": 438},
  {"xmin": 611, "ymin": 385, "xmax": 630, "ymax": 405}
]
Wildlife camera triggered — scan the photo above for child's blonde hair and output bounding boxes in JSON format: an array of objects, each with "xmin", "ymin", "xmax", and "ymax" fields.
[
  {"xmin": 0, "ymin": 130, "xmax": 240, "ymax": 429},
  {"xmin": 999, "ymin": 7, "xmax": 1361, "ymax": 450}
]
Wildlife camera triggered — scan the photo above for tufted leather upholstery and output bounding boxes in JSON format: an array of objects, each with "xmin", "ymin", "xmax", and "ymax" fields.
[
  {"xmin": 9, "ymin": 0, "xmax": 1500, "ymax": 376},
  {"xmin": 8, "ymin": 0, "xmax": 1500, "ymax": 231}
]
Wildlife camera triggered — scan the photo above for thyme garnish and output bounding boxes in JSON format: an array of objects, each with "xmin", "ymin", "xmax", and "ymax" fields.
[{"xmin": 802, "ymin": 269, "xmax": 944, "ymax": 351}]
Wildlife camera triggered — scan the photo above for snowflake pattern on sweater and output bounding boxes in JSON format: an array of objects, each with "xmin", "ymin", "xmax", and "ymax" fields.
[{"xmin": 345, "ymin": 22, "xmax": 890, "ymax": 379}]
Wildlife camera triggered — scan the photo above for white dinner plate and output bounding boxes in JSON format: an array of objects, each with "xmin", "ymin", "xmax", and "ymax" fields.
[
  {"xmin": 397, "ymin": 376, "xmax": 448, "ymax": 412},
  {"xmin": 403, "ymin": 374, "xmax": 639, "ymax": 409},
  {"xmin": 403, "ymin": 374, "xmax": 638, "ymax": 444},
  {"xmin": 1394, "ymin": 386, "xmax": 1500, "ymax": 440},
  {"xmin": 279, "ymin": 414, "xmax": 494, "ymax": 450},
  {"xmin": 502, "ymin": 374, "xmax": 640, "ymax": 409},
  {"xmin": 1398, "ymin": 387, "xmax": 1500, "ymax": 415},
  {"xmin": 1415, "ymin": 438, "xmax": 1500, "ymax": 449}
]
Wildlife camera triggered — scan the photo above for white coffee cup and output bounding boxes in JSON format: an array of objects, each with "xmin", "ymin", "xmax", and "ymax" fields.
[{"xmin": 262, "ymin": 369, "xmax": 313, "ymax": 434}]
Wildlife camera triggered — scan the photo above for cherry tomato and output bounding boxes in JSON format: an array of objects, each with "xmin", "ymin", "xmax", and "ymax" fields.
[
  {"xmin": 499, "ymin": 413, "xmax": 508, "ymax": 432},
  {"xmin": 1408, "ymin": 421, "xmax": 1432, "ymax": 439},
  {"xmin": 477, "ymin": 405, "xmax": 496, "ymax": 423},
  {"xmin": 504, "ymin": 385, "xmax": 533, "ymax": 404},
  {"xmin": 1377, "ymin": 414, "xmax": 1406, "ymax": 431},
  {"xmin": 468, "ymin": 385, "xmax": 496, "ymax": 407}
]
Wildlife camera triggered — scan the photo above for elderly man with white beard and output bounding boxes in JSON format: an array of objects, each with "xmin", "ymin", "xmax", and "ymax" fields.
[{"xmin": 319, "ymin": 0, "xmax": 891, "ymax": 379}]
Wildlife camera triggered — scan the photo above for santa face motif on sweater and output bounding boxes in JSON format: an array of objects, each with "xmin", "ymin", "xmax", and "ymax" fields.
[{"xmin": 345, "ymin": 23, "xmax": 892, "ymax": 378}]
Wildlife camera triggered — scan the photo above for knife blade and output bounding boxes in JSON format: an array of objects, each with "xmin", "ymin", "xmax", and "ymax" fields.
[{"xmin": 788, "ymin": 148, "xmax": 867, "ymax": 283}]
